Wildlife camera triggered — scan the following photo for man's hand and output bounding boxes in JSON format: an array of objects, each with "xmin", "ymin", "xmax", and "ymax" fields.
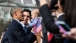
[
  {"xmin": 33, "ymin": 40, "xmax": 38, "ymax": 43},
  {"xmin": 39, "ymin": 0, "xmax": 48, "ymax": 6},
  {"xmin": 28, "ymin": 18, "xmax": 31, "ymax": 24}
]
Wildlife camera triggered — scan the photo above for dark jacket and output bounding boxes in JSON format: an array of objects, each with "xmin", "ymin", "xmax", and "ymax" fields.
[
  {"xmin": 40, "ymin": 4, "xmax": 65, "ymax": 43},
  {"xmin": 1, "ymin": 19, "xmax": 36, "ymax": 43},
  {"xmin": 53, "ymin": 14, "xmax": 65, "ymax": 43},
  {"xmin": 42, "ymin": 21, "xmax": 48, "ymax": 43},
  {"xmin": 39, "ymin": 4, "xmax": 59, "ymax": 33}
]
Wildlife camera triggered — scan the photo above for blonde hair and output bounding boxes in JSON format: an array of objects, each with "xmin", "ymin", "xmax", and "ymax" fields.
[{"xmin": 32, "ymin": 9, "xmax": 40, "ymax": 17}]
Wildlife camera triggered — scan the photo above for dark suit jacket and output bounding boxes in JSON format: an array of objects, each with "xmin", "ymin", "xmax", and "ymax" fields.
[
  {"xmin": 42, "ymin": 14, "xmax": 65, "ymax": 43},
  {"xmin": 54, "ymin": 14, "xmax": 65, "ymax": 43},
  {"xmin": 57, "ymin": 14, "xmax": 64, "ymax": 21},
  {"xmin": 40, "ymin": 4, "xmax": 65, "ymax": 43},
  {"xmin": 1, "ymin": 19, "xmax": 36, "ymax": 43},
  {"xmin": 42, "ymin": 21, "xmax": 48, "ymax": 43},
  {"xmin": 39, "ymin": 4, "xmax": 59, "ymax": 33}
]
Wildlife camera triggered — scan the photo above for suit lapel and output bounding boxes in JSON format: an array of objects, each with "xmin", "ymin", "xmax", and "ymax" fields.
[
  {"xmin": 12, "ymin": 19, "xmax": 23, "ymax": 29},
  {"xmin": 57, "ymin": 14, "xmax": 64, "ymax": 21}
]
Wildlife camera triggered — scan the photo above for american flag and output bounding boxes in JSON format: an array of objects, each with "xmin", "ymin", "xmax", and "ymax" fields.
[{"xmin": 33, "ymin": 17, "xmax": 42, "ymax": 35}]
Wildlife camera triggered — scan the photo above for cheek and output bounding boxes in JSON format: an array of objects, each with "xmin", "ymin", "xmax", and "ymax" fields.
[
  {"xmin": 31, "ymin": 16, "xmax": 33, "ymax": 18},
  {"xmin": 31, "ymin": 16, "xmax": 34, "ymax": 19},
  {"xmin": 23, "ymin": 18, "xmax": 26, "ymax": 21},
  {"xmin": 19, "ymin": 15, "xmax": 22, "ymax": 18},
  {"xmin": 32, "ymin": 15, "xmax": 35, "ymax": 18},
  {"xmin": 24, "ymin": 19, "xmax": 28, "ymax": 22},
  {"xmin": 27, "ymin": 18, "xmax": 30, "ymax": 20},
  {"xmin": 19, "ymin": 14, "xmax": 22, "ymax": 17},
  {"xmin": 24, "ymin": 16, "xmax": 26, "ymax": 19}
]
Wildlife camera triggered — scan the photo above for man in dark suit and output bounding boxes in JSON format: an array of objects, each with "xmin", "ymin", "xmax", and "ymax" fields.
[
  {"xmin": 42, "ymin": 12, "xmax": 64, "ymax": 43},
  {"xmin": 21, "ymin": 9, "xmax": 37, "ymax": 43},
  {"xmin": 40, "ymin": 0, "xmax": 65, "ymax": 43},
  {"xmin": 1, "ymin": 7, "xmax": 35, "ymax": 43},
  {"xmin": 53, "ymin": 13, "xmax": 65, "ymax": 43}
]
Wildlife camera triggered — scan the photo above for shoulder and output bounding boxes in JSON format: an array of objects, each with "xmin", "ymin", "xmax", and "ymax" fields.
[
  {"xmin": 8, "ymin": 20, "xmax": 23, "ymax": 30},
  {"xmin": 57, "ymin": 14, "xmax": 64, "ymax": 21}
]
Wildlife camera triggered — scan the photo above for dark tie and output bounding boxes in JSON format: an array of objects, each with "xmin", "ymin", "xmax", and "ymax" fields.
[{"xmin": 23, "ymin": 26, "xmax": 28, "ymax": 33}]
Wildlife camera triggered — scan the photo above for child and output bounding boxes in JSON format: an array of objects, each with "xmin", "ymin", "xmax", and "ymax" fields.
[{"xmin": 28, "ymin": 9, "xmax": 42, "ymax": 43}]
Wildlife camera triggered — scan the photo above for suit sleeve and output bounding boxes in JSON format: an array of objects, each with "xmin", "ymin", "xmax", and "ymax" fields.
[
  {"xmin": 39, "ymin": 4, "xmax": 59, "ymax": 33},
  {"xmin": 12, "ymin": 26, "xmax": 27, "ymax": 42}
]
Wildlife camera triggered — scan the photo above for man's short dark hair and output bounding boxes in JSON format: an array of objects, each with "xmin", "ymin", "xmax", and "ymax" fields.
[
  {"xmin": 10, "ymin": 7, "xmax": 21, "ymax": 17},
  {"xmin": 22, "ymin": 9, "xmax": 31, "ymax": 19}
]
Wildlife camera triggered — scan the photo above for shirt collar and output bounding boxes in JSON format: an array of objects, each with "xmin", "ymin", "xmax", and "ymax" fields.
[
  {"xmin": 57, "ymin": 13, "xmax": 64, "ymax": 19},
  {"xmin": 20, "ymin": 22, "xmax": 25, "ymax": 27},
  {"xmin": 13, "ymin": 18, "xmax": 21, "ymax": 25}
]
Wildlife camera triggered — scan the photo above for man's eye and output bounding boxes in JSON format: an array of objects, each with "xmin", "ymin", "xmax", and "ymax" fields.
[{"xmin": 27, "ymin": 16, "xmax": 30, "ymax": 18}]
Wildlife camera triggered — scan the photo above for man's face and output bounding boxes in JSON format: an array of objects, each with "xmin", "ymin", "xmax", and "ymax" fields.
[
  {"xmin": 23, "ymin": 11, "xmax": 30, "ymax": 24},
  {"xmin": 15, "ymin": 8, "xmax": 24, "ymax": 21}
]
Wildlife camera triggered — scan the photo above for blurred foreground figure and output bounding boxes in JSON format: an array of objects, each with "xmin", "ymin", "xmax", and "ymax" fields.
[{"xmin": 1, "ymin": 7, "xmax": 33, "ymax": 43}]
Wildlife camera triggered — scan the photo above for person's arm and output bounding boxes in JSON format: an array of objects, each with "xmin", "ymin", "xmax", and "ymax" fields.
[
  {"xmin": 39, "ymin": 0, "xmax": 59, "ymax": 33},
  {"xmin": 29, "ymin": 18, "xmax": 38, "ymax": 27}
]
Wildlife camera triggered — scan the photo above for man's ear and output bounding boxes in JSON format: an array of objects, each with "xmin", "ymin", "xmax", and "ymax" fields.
[{"xmin": 14, "ymin": 11, "xmax": 17, "ymax": 16}]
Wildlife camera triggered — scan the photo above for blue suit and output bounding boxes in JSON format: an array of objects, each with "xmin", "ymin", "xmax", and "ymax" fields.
[{"xmin": 1, "ymin": 19, "xmax": 36, "ymax": 43}]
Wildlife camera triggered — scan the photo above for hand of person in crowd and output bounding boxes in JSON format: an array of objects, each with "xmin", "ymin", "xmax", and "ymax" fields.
[
  {"xmin": 39, "ymin": 0, "xmax": 48, "ymax": 6},
  {"xmin": 60, "ymin": 28, "xmax": 76, "ymax": 40},
  {"xmin": 28, "ymin": 18, "xmax": 31, "ymax": 24},
  {"xmin": 33, "ymin": 40, "xmax": 38, "ymax": 43}
]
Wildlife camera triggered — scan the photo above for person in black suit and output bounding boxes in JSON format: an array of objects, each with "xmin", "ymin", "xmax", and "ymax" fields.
[
  {"xmin": 42, "ymin": 0, "xmax": 64, "ymax": 43},
  {"xmin": 1, "ymin": 7, "xmax": 35, "ymax": 43},
  {"xmin": 39, "ymin": 0, "xmax": 64, "ymax": 33},
  {"xmin": 52, "ymin": 12, "xmax": 65, "ymax": 43},
  {"xmin": 42, "ymin": 7, "xmax": 65, "ymax": 43},
  {"xmin": 39, "ymin": 0, "xmax": 65, "ymax": 43},
  {"xmin": 41, "ymin": 14, "xmax": 64, "ymax": 43},
  {"xmin": 39, "ymin": 0, "xmax": 76, "ymax": 43},
  {"xmin": 52, "ymin": 1, "xmax": 65, "ymax": 42}
]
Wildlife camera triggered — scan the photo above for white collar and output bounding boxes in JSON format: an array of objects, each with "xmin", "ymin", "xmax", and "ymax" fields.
[
  {"xmin": 20, "ymin": 22, "xmax": 25, "ymax": 27},
  {"xmin": 57, "ymin": 13, "xmax": 64, "ymax": 19},
  {"xmin": 13, "ymin": 18, "xmax": 21, "ymax": 24}
]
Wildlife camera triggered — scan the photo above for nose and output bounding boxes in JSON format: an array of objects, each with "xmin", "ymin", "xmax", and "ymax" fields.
[{"xmin": 24, "ymin": 16, "xmax": 28, "ymax": 20}]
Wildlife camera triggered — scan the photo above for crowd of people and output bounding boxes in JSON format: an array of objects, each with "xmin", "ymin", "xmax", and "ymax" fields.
[{"xmin": 0, "ymin": 0, "xmax": 76, "ymax": 43}]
